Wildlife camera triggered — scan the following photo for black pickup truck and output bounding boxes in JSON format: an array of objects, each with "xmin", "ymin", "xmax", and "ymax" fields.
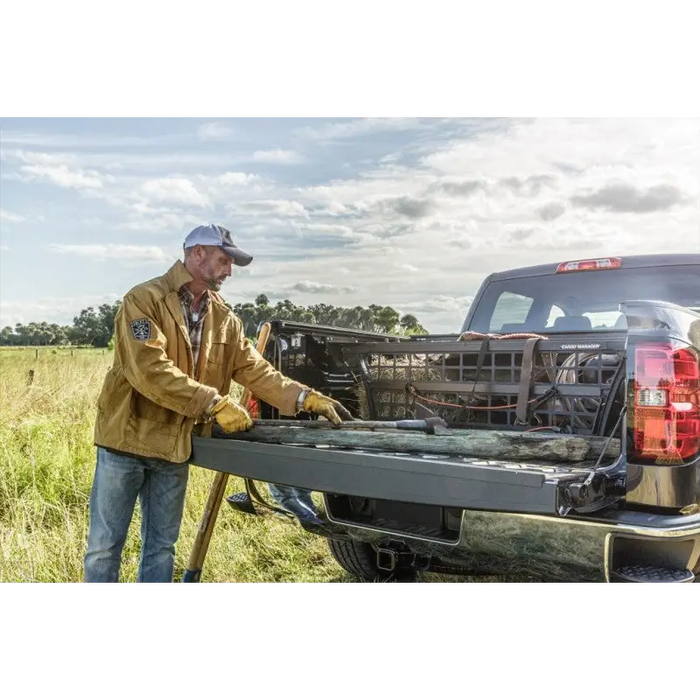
[{"xmin": 191, "ymin": 253, "xmax": 700, "ymax": 582}]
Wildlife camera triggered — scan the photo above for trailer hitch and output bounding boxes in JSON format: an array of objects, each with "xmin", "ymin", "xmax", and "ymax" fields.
[{"xmin": 376, "ymin": 546, "xmax": 432, "ymax": 574}]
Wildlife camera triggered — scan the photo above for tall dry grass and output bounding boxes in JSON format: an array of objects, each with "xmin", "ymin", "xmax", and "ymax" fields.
[
  {"xmin": 0, "ymin": 349, "xmax": 502, "ymax": 583},
  {"xmin": 0, "ymin": 350, "xmax": 347, "ymax": 582}
]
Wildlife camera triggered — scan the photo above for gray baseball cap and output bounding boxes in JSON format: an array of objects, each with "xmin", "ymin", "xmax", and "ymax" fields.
[{"xmin": 183, "ymin": 224, "xmax": 253, "ymax": 267}]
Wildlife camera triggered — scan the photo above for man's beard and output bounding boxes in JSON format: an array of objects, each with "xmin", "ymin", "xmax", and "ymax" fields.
[{"xmin": 201, "ymin": 262, "xmax": 225, "ymax": 291}]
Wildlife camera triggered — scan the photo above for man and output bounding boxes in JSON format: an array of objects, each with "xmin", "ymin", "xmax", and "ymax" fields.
[{"xmin": 84, "ymin": 223, "xmax": 351, "ymax": 582}]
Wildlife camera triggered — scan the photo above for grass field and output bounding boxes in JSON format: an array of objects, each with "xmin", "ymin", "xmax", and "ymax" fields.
[
  {"xmin": 0, "ymin": 348, "xmax": 495, "ymax": 583},
  {"xmin": 0, "ymin": 348, "xmax": 352, "ymax": 582}
]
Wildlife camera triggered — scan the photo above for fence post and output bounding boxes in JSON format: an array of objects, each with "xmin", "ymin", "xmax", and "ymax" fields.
[{"xmin": 35, "ymin": 348, "xmax": 39, "ymax": 359}]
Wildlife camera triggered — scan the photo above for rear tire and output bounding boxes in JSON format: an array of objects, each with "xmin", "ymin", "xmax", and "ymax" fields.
[{"xmin": 327, "ymin": 538, "xmax": 380, "ymax": 581}]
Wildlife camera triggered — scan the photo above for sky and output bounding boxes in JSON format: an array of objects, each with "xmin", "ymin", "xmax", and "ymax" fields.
[{"xmin": 1, "ymin": 117, "xmax": 699, "ymax": 334}]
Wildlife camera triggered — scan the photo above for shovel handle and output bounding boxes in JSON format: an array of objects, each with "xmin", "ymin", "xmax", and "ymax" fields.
[
  {"xmin": 182, "ymin": 321, "xmax": 272, "ymax": 582},
  {"xmin": 251, "ymin": 418, "xmax": 446, "ymax": 433}
]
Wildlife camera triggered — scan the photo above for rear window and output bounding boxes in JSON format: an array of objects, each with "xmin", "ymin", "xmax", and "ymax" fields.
[{"xmin": 469, "ymin": 265, "xmax": 700, "ymax": 334}]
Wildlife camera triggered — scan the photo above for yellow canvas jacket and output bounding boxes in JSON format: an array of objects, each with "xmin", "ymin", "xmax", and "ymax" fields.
[{"xmin": 94, "ymin": 260, "xmax": 307, "ymax": 462}]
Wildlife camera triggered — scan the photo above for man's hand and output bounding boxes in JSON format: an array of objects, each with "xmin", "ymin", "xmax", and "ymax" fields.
[
  {"xmin": 210, "ymin": 396, "xmax": 254, "ymax": 433},
  {"xmin": 302, "ymin": 389, "xmax": 353, "ymax": 426}
]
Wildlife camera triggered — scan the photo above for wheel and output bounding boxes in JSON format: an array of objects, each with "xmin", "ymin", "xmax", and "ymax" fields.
[{"xmin": 327, "ymin": 538, "xmax": 380, "ymax": 581}]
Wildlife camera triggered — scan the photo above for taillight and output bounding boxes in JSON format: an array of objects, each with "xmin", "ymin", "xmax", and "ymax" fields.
[
  {"xmin": 632, "ymin": 342, "xmax": 700, "ymax": 463},
  {"xmin": 556, "ymin": 257, "xmax": 622, "ymax": 273}
]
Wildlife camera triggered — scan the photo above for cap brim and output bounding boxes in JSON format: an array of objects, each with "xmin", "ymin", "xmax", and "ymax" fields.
[{"xmin": 220, "ymin": 245, "xmax": 253, "ymax": 267}]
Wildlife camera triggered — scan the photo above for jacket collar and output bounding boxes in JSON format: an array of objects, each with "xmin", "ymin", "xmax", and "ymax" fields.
[
  {"xmin": 163, "ymin": 259, "xmax": 194, "ymax": 293},
  {"xmin": 163, "ymin": 259, "xmax": 231, "ymax": 320}
]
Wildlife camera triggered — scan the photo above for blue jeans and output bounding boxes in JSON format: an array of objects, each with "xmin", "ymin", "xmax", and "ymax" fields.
[
  {"xmin": 268, "ymin": 483, "xmax": 320, "ymax": 522},
  {"xmin": 84, "ymin": 447, "xmax": 190, "ymax": 582}
]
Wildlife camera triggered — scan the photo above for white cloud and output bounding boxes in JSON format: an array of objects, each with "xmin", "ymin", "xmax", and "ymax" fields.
[
  {"xmin": 400, "ymin": 295, "xmax": 475, "ymax": 314},
  {"xmin": 0, "ymin": 209, "xmax": 26, "ymax": 222},
  {"xmin": 49, "ymin": 244, "xmax": 169, "ymax": 263},
  {"xmin": 197, "ymin": 122, "xmax": 235, "ymax": 141},
  {"xmin": 298, "ymin": 223, "xmax": 353, "ymax": 235},
  {"xmin": 22, "ymin": 163, "xmax": 103, "ymax": 189},
  {"xmin": 4, "ymin": 150, "xmax": 270, "ymax": 243},
  {"xmin": 81, "ymin": 217, "xmax": 105, "ymax": 227},
  {"xmin": 217, "ymin": 171, "xmax": 260, "ymax": 186},
  {"xmin": 123, "ymin": 211, "xmax": 203, "ymax": 233},
  {"xmin": 252, "ymin": 149, "xmax": 303, "ymax": 164},
  {"xmin": 0, "ymin": 245, "xmax": 9, "ymax": 251},
  {"xmin": 139, "ymin": 177, "xmax": 209, "ymax": 207},
  {"xmin": 236, "ymin": 199, "xmax": 309, "ymax": 218},
  {"xmin": 111, "ymin": 172, "xmax": 264, "ymax": 229},
  {"xmin": 290, "ymin": 280, "xmax": 359, "ymax": 294},
  {"xmin": 289, "ymin": 119, "xmax": 699, "ymax": 268},
  {"xmin": 77, "ymin": 151, "xmax": 246, "ymax": 173},
  {"xmin": 296, "ymin": 118, "xmax": 425, "ymax": 142},
  {"xmin": 422, "ymin": 119, "xmax": 700, "ymax": 184},
  {"xmin": 10, "ymin": 150, "xmax": 104, "ymax": 190},
  {"xmin": 0, "ymin": 131, "xmax": 183, "ymax": 150}
]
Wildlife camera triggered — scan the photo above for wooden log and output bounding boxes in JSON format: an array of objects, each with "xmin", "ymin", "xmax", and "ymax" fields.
[{"xmin": 217, "ymin": 426, "xmax": 620, "ymax": 463}]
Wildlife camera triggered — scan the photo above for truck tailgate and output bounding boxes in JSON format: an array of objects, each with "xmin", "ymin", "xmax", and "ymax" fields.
[{"xmin": 190, "ymin": 436, "xmax": 616, "ymax": 516}]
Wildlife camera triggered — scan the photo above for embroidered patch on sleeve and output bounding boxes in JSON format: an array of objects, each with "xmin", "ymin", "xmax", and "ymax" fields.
[{"xmin": 130, "ymin": 318, "xmax": 152, "ymax": 341}]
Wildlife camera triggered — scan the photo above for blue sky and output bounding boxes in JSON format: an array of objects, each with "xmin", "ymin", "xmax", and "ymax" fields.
[{"xmin": 1, "ymin": 117, "xmax": 699, "ymax": 334}]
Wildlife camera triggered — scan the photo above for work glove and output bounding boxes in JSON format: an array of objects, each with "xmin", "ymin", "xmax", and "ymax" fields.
[
  {"xmin": 302, "ymin": 389, "xmax": 354, "ymax": 426},
  {"xmin": 210, "ymin": 396, "xmax": 254, "ymax": 434}
]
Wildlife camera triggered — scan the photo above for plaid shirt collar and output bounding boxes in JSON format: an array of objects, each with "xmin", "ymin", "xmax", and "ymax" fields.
[
  {"xmin": 178, "ymin": 286, "xmax": 210, "ymax": 328},
  {"xmin": 178, "ymin": 286, "xmax": 210, "ymax": 377}
]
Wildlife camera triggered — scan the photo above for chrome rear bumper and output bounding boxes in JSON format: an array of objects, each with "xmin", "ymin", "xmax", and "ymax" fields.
[{"xmin": 317, "ymin": 502, "xmax": 700, "ymax": 582}]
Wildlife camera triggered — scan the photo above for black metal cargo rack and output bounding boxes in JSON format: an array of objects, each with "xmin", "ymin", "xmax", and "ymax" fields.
[{"xmin": 257, "ymin": 321, "xmax": 628, "ymax": 440}]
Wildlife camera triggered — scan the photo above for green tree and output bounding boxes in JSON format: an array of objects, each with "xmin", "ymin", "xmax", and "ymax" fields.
[
  {"xmin": 0, "ymin": 297, "xmax": 430, "ymax": 347},
  {"xmin": 0, "ymin": 326, "xmax": 15, "ymax": 345},
  {"xmin": 399, "ymin": 314, "xmax": 428, "ymax": 335}
]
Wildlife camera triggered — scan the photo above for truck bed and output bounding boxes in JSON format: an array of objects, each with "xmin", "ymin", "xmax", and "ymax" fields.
[{"xmin": 189, "ymin": 320, "xmax": 630, "ymax": 517}]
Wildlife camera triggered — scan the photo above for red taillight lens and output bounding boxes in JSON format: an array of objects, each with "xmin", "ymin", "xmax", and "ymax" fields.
[
  {"xmin": 556, "ymin": 257, "xmax": 622, "ymax": 273},
  {"xmin": 632, "ymin": 342, "xmax": 700, "ymax": 462}
]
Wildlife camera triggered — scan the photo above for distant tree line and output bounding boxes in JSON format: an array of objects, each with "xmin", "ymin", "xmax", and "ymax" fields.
[
  {"xmin": 1, "ymin": 303, "xmax": 121, "ymax": 347},
  {"xmin": 232, "ymin": 295, "xmax": 427, "ymax": 337},
  {"xmin": 0, "ymin": 296, "xmax": 428, "ymax": 347}
]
